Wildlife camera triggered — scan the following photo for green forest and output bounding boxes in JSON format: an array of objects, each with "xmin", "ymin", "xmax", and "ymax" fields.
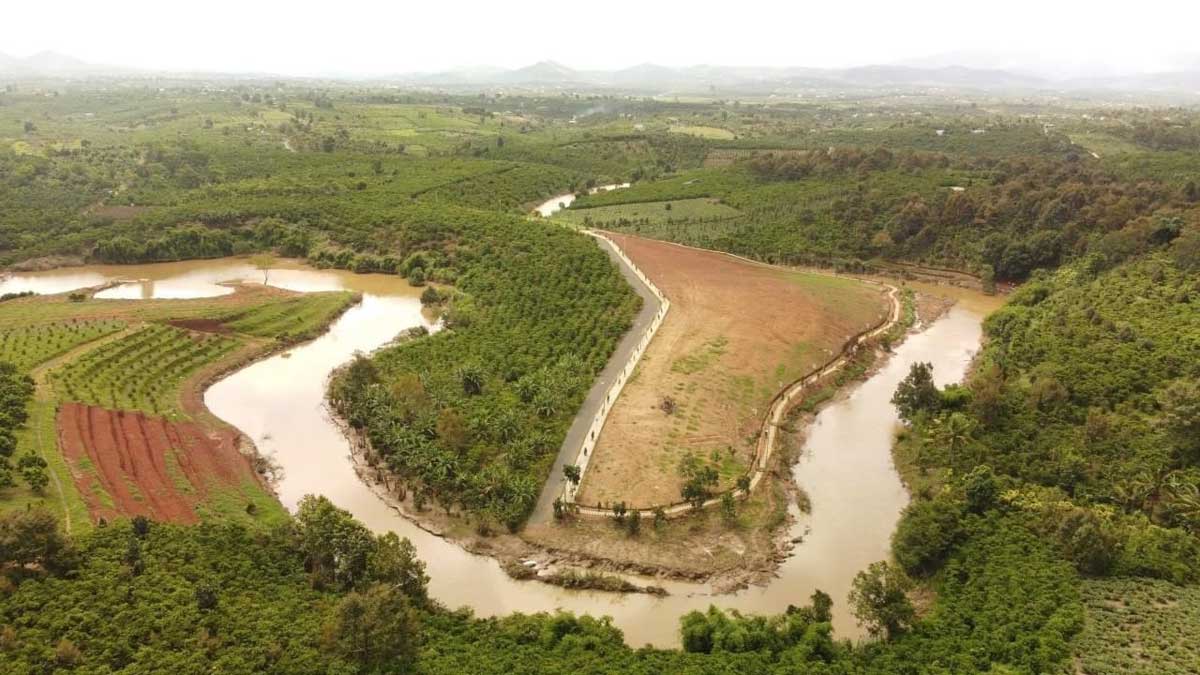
[{"xmin": 2, "ymin": 82, "xmax": 1200, "ymax": 672}]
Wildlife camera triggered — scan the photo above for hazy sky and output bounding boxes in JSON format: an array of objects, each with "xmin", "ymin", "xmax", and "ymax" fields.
[{"xmin": 4, "ymin": 0, "xmax": 1198, "ymax": 76}]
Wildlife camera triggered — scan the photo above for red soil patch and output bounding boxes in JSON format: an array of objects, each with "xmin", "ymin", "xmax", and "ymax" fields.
[
  {"xmin": 57, "ymin": 402, "xmax": 261, "ymax": 524},
  {"xmin": 167, "ymin": 318, "xmax": 232, "ymax": 334}
]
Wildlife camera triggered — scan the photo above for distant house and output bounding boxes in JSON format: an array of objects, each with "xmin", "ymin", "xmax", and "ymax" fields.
[{"xmin": 935, "ymin": 129, "xmax": 946, "ymax": 136}]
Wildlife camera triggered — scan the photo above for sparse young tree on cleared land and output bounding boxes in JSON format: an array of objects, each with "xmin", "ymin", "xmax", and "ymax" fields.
[
  {"xmin": 679, "ymin": 453, "xmax": 718, "ymax": 510},
  {"xmin": 250, "ymin": 253, "xmax": 276, "ymax": 284},
  {"xmin": 720, "ymin": 491, "xmax": 737, "ymax": 525},
  {"xmin": 626, "ymin": 509, "xmax": 641, "ymax": 537}
]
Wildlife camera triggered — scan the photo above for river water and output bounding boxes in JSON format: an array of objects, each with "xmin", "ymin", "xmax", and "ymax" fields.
[
  {"xmin": 532, "ymin": 183, "xmax": 631, "ymax": 217},
  {"xmin": 5, "ymin": 254, "xmax": 991, "ymax": 647}
]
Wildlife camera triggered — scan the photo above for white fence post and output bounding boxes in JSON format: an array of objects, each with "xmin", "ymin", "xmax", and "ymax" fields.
[{"xmin": 563, "ymin": 232, "xmax": 671, "ymax": 504}]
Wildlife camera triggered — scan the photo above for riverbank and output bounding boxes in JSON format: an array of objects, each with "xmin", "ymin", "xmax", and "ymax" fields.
[
  {"xmin": 188, "ymin": 250, "xmax": 991, "ymax": 645},
  {"xmin": 519, "ymin": 286, "xmax": 947, "ymax": 590},
  {"xmin": 329, "ymin": 281, "xmax": 953, "ymax": 593},
  {"xmin": 182, "ymin": 288, "xmax": 363, "ymax": 491},
  {"xmin": 336, "ymin": 407, "xmax": 673, "ymax": 595},
  {"xmin": 40, "ymin": 252, "xmax": 994, "ymax": 646}
]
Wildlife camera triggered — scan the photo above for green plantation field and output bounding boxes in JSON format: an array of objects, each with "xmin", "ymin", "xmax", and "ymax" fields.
[
  {"xmin": 2, "ymin": 82, "xmax": 1200, "ymax": 674},
  {"xmin": 418, "ymin": 162, "xmax": 583, "ymax": 212},
  {"xmin": 223, "ymin": 292, "xmax": 357, "ymax": 342},
  {"xmin": 0, "ymin": 319, "xmax": 127, "ymax": 371},
  {"xmin": 0, "ymin": 287, "xmax": 352, "ymax": 332},
  {"xmin": 25, "ymin": 289, "xmax": 356, "ymax": 419},
  {"xmin": 0, "ymin": 286, "xmax": 358, "ymax": 530},
  {"xmin": 1072, "ymin": 579, "xmax": 1200, "ymax": 674},
  {"xmin": 50, "ymin": 324, "xmax": 243, "ymax": 419},
  {"xmin": 669, "ymin": 125, "xmax": 737, "ymax": 140},
  {"xmin": 552, "ymin": 197, "xmax": 741, "ymax": 229}
]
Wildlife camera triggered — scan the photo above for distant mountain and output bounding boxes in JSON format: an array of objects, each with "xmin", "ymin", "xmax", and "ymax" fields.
[
  {"xmin": 896, "ymin": 50, "xmax": 1151, "ymax": 81},
  {"xmin": 2, "ymin": 52, "xmax": 1199, "ymax": 98},
  {"xmin": 0, "ymin": 50, "xmax": 139, "ymax": 78},
  {"xmin": 0, "ymin": 52, "xmax": 32, "ymax": 74},
  {"xmin": 500, "ymin": 60, "xmax": 580, "ymax": 83},
  {"xmin": 837, "ymin": 64, "xmax": 1046, "ymax": 89},
  {"xmin": 400, "ymin": 65, "xmax": 509, "ymax": 85},
  {"xmin": 408, "ymin": 60, "xmax": 1064, "ymax": 92},
  {"xmin": 1068, "ymin": 70, "xmax": 1200, "ymax": 93},
  {"xmin": 610, "ymin": 62, "xmax": 681, "ymax": 84},
  {"xmin": 23, "ymin": 50, "xmax": 93, "ymax": 73}
]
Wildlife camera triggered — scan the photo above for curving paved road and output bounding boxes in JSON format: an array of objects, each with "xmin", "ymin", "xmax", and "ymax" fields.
[{"xmin": 528, "ymin": 233, "xmax": 662, "ymax": 524}]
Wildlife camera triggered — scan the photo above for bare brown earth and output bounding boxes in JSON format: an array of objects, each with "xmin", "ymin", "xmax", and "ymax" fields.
[
  {"xmin": 57, "ymin": 402, "xmax": 263, "ymax": 524},
  {"xmin": 167, "ymin": 318, "xmax": 233, "ymax": 334},
  {"xmin": 575, "ymin": 234, "xmax": 888, "ymax": 509}
]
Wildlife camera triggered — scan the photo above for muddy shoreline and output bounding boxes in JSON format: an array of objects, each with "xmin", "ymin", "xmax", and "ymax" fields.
[
  {"xmin": 325, "ymin": 288, "xmax": 951, "ymax": 593},
  {"xmin": 183, "ymin": 288, "xmax": 363, "ymax": 496},
  {"xmin": 332, "ymin": 405, "xmax": 674, "ymax": 595}
]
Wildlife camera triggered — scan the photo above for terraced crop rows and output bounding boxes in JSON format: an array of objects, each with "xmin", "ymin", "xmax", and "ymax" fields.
[
  {"xmin": 0, "ymin": 319, "xmax": 127, "ymax": 370},
  {"xmin": 224, "ymin": 293, "xmax": 355, "ymax": 341},
  {"xmin": 51, "ymin": 324, "xmax": 241, "ymax": 418}
]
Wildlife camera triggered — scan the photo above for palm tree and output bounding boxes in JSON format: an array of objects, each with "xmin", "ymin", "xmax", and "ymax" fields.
[
  {"xmin": 1111, "ymin": 478, "xmax": 1151, "ymax": 513},
  {"xmin": 1165, "ymin": 475, "xmax": 1200, "ymax": 533},
  {"xmin": 928, "ymin": 412, "xmax": 976, "ymax": 462}
]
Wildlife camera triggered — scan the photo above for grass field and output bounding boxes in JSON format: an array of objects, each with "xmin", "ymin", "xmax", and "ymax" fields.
[
  {"xmin": 576, "ymin": 234, "xmax": 888, "ymax": 508},
  {"xmin": 223, "ymin": 292, "xmax": 357, "ymax": 341},
  {"xmin": 1066, "ymin": 131, "xmax": 1145, "ymax": 157},
  {"xmin": 669, "ymin": 125, "xmax": 736, "ymax": 140},
  {"xmin": 553, "ymin": 198, "xmax": 741, "ymax": 229}
]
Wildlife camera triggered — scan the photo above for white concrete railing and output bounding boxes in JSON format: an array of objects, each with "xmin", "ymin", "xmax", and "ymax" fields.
[{"xmin": 561, "ymin": 231, "xmax": 670, "ymax": 504}]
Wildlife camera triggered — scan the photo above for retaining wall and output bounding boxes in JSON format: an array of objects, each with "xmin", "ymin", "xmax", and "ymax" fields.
[{"xmin": 560, "ymin": 231, "xmax": 670, "ymax": 504}]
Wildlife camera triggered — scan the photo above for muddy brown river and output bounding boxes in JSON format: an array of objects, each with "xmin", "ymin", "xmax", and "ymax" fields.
[{"xmin": 5, "ymin": 256, "xmax": 992, "ymax": 647}]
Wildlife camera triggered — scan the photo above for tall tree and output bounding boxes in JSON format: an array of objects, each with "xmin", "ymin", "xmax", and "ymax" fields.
[
  {"xmin": 892, "ymin": 362, "xmax": 940, "ymax": 424},
  {"xmin": 326, "ymin": 584, "xmax": 419, "ymax": 672},
  {"xmin": 848, "ymin": 561, "xmax": 915, "ymax": 640}
]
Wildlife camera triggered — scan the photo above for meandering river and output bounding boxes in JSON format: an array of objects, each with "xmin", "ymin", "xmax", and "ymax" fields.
[
  {"xmin": 532, "ymin": 183, "xmax": 631, "ymax": 217},
  {"xmin": 4, "ymin": 255, "xmax": 991, "ymax": 647}
]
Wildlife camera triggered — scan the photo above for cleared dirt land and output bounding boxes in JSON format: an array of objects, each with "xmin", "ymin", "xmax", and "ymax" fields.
[
  {"xmin": 58, "ymin": 402, "xmax": 264, "ymax": 524},
  {"xmin": 575, "ymin": 234, "xmax": 888, "ymax": 509}
]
